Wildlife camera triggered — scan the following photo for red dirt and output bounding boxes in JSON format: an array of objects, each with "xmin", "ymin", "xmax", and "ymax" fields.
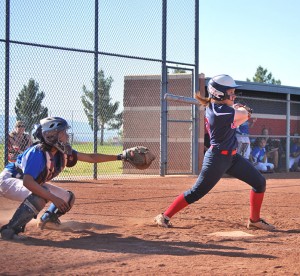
[{"xmin": 1, "ymin": 173, "xmax": 300, "ymax": 275}]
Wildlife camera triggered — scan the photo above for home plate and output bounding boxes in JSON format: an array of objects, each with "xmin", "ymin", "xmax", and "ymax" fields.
[{"xmin": 208, "ymin": 231, "xmax": 254, "ymax": 237}]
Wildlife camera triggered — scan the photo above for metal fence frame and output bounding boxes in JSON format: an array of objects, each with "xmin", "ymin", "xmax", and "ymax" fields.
[{"xmin": 1, "ymin": 0, "xmax": 200, "ymax": 178}]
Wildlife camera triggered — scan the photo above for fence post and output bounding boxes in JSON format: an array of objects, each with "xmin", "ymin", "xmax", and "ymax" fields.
[
  {"xmin": 93, "ymin": 0, "xmax": 99, "ymax": 179},
  {"xmin": 4, "ymin": 0, "xmax": 11, "ymax": 166},
  {"xmin": 192, "ymin": 0, "xmax": 199, "ymax": 175},
  {"xmin": 160, "ymin": 0, "xmax": 167, "ymax": 176}
]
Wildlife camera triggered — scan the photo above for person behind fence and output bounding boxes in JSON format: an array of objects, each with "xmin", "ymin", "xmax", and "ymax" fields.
[
  {"xmin": 289, "ymin": 133, "xmax": 300, "ymax": 172},
  {"xmin": 250, "ymin": 137, "xmax": 274, "ymax": 173},
  {"xmin": 154, "ymin": 74, "xmax": 275, "ymax": 231},
  {"xmin": 0, "ymin": 116, "xmax": 154, "ymax": 240},
  {"xmin": 261, "ymin": 127, "xmax": 282, "ymax": 172},
  {"xmin": 8, "ymin": 120, "xmax": 32, "ymax": 162},
  {"xmin": 236, "ymin": 117, "xmax": 257, "ymax": 159}
]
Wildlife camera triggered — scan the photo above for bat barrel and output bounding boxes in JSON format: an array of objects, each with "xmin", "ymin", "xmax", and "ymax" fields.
[{"xmin": 164, "ymin": 93, "xmax": 199, "ymax": 105}]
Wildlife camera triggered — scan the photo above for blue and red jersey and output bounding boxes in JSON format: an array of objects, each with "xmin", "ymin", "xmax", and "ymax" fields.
[
  {"xmin": 5, "ymin": 144, "xmax": 77, "ymax": 183},
  {"xmin": 205, "ymin": 102, "xmax": 237, "ymax": 150}
]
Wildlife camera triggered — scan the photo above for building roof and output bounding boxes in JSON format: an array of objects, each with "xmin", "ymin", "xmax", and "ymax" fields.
[{"xmin": 205, "ymin": 78, "xmax": 300, "ymax": 96}]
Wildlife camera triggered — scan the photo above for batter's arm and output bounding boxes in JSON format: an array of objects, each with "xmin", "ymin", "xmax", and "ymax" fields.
[{"xmin": 233, "ymin": 107, "xmax": 249, "ymax": 127}]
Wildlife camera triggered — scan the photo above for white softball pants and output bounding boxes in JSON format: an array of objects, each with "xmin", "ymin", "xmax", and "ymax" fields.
[
  {"xmin": 0, "ymin": 169, "xmax": 70, "ymax": 203},
  {"xmin": 236, "ymin": 135, "xmax": 251, "ymax": 159},
  {"xmin": 254, "ymin": 162, "xmax": 275, "ymax": 172}
]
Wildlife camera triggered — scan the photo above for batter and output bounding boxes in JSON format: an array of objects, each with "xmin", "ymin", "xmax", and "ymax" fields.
[{"xmin": 154, "ymin": 74, "xmax": 275, "ymax": 231}]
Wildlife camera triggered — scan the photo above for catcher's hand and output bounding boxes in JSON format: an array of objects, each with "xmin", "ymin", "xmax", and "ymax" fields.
[{"xmin": 122, "ymin": 146, "xmax": 155, "ymax": 170}]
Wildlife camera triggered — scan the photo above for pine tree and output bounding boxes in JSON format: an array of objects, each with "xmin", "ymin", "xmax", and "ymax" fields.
[
  {"xmin": 81, "ymin": 70, "xmax": 123, "ymax": 145},
  {"xmin": 246, "ymin": 66, "xmax": 281, "ymax": 85},
  {"xmin": 15, "ymin": 79, "xmax": 48, "ymax": 135}
]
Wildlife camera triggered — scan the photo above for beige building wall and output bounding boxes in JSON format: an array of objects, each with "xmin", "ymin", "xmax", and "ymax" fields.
[{"xmin": 123, "ymin": 74, "xmax": 206, "ymax": 174}]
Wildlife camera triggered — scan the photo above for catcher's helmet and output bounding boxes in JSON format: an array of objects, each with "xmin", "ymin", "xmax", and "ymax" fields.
[
  {"xmin": 32, "ymin": 124, "xmax": 43, "ymax": 141},
  {"xmin": 207, "ymin": 74, "xmax": 241, "ymax": 101},
  {"xmin": 39, "ymin": 117, "xmax": 71, "ymax": 154}
]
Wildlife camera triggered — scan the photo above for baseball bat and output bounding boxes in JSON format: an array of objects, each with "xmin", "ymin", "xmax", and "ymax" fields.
[{"xmin": 164, "ymin": 93, "xmax": 199, "ymax": 105}]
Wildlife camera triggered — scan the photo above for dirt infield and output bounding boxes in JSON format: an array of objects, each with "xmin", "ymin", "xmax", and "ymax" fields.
[{"xmin": 1, "ymin": 173, "xmax": 300, "ymax": 275}]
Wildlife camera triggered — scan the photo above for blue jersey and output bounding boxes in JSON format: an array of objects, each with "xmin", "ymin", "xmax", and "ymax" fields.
[
  {"xmin": 5, "ymin": 146, "xmax": 46, "ymax": 179},
  {"xmin": 251, "ymin": 146, "xmax": 266, "ymax": 163},
  {"xmin": 236, "ymin": 121, "xmax": 249, "ymax": 135},
  {"xmin": 205, "ymin": 102, "xmax": 237, "ymax": 150},
  {"xmin": 5, "ymin": 144, "xmax": 77, "ymax": 183},
  {"xmin": 290, "ymin": 141, "xmax": 300, "ymax": 155}
]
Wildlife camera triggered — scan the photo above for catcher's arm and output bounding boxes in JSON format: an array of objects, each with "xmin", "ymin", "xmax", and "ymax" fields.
[
  {"xmin": 76, "ymin": 146, "xmax": 155, "ymax": 170},
  {"xmin": 77, "ymin": 152, "xmax": 121, "ymax": 163}
]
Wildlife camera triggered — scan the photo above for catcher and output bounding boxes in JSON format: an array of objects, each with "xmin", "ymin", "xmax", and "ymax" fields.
[{"xmin": 0, "ymin": 116, "xmax": 155, "ymax": 240}]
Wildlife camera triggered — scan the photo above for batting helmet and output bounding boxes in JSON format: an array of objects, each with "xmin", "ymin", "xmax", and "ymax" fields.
[
  {"xmin": 207, "ymin": 74, "xmax": 241, "ymax": 101},
  {"xmin": 39, "ymin": 117, "xmax": 71, "ymax": 154}
]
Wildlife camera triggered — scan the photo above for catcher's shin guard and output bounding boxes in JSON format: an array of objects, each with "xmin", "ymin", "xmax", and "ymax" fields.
[
  {"xmin": 39, "ymin": 191, "xmax": 75, "ymax": 229},
  {"xmin": 0, "ymin": 194, "xmax": 47, "ymax": 240}
]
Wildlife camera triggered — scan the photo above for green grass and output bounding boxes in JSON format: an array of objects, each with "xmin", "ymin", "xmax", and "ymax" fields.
[{"xmin": 0, "ymin": 143, "xmax": 124, "ymax": 177}]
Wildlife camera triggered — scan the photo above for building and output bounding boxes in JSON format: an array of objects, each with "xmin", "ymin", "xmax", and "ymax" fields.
[{"xmin": 123, "ymin": 74, "xmax": 300, "ymax": 174}]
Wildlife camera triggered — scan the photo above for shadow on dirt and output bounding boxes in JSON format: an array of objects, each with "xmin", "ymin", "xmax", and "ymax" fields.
[
  {"xmin": 20, "ymin": 229, "xmax": 277, "ymax": 259},
  {"xmin": 273, "ymin": 229, "xmax": 300, "ymax": 234}
]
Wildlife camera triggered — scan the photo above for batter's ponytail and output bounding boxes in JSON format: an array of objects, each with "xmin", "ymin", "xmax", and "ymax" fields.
[{"xmin": 195, "ymin": 91, "xmax": 212, "ymax": 107}]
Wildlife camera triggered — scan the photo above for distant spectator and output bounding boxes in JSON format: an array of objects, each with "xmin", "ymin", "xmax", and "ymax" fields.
[
  {"xmin": 250, "ymin": 137, "xmax": 274, "ymax": 173},
  {"xmin": 236, "ymin": 117, "xmax": 257, "ymax": 159},
  {"xmin": 8, "ymin": 121, "xmax": 32, "ymax": 162},
  {"xmin": 261, "ymin": 127, "xmax": 282, "ymax": 172},
  {"xmin": 289, "ymin": 134, "xmax": 300, "ymax": 172}
]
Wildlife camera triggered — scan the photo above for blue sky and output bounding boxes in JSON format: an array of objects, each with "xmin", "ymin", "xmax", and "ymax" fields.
[
  {"xmin": 198, "ymin": 0, "xmax": 300, "ymax": 85},
  {"xmin": 1, "ymin": 0, "xmax": 300, "ymax": 121}
]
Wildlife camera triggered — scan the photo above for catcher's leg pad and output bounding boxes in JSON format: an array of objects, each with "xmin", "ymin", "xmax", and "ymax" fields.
[
  {"xmin": 1, "ymin": 194, "xmax": 47, "ymax": 239},
  {"xmin": 39, "ymin": 191, "xmax": 75, "ymax": 228}
]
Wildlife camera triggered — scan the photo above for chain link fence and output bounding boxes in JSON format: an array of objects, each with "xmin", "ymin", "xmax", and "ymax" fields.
[
  {"xmin": 237, "ymin": 91, "xmax": 300, "ymax": 173},
  {"xmin": 1, "ymin": 1, "xmax": 300, "ymax": 179},
  {"xmin": 0, "ymin": 0, "xmax": 199, "ymax": 179}
]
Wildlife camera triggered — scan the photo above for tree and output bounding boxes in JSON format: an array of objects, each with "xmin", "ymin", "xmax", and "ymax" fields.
[
  {"xmin": 81, "ymin": 70, "xmax": 123, "ymax": 145},
  {"xmin": 173, "ymin": 66, "xmax": 186, "ymax": 74},
  {"xmin": 173, "ymin": 68, "xmax": 186, "ymax": 73},
  {"xmin": 15, "ymin": 79, "xmax": 48, "ymax": 135},
  {"xmin": 246, "ymin": 66, "xmax": 281, "ymax": 85}
]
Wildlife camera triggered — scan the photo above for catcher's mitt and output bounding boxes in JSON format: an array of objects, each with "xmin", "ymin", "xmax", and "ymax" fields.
[{"xmin": 122, "ymin": 146, "xmax": 155, "ymax": 170}]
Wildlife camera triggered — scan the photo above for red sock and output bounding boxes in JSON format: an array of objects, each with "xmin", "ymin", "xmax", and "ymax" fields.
[
  {"xmin": 164, "ymin": 193, "xmax": 189, "ymax": 219},
  {"xmin": 250, "ymin": 190, "xmax": 264, "ymax": 222}
]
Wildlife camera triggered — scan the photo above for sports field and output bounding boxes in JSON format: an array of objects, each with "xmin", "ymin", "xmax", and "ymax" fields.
[{"xmin": 0, "ymin": 173, "xmax": 300, "ymax": 275}]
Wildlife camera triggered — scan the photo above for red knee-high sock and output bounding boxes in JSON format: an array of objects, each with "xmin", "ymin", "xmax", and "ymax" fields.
[
  {"xmin": 250, "ymin": 190, "xmax": 264, "ymax": 222},
  {"xmin": 164, "ymin": 193, "xmax": 189, "ymax": 219}
]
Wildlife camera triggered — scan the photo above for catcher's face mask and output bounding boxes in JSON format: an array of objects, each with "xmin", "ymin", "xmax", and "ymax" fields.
[
  {"xmin": 56, "ymin": 129, "xmax": 73, "ymax": 155},
  {"xmin": 41, "ymin": 117, "xmax": 72, "ymax": 154}
]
